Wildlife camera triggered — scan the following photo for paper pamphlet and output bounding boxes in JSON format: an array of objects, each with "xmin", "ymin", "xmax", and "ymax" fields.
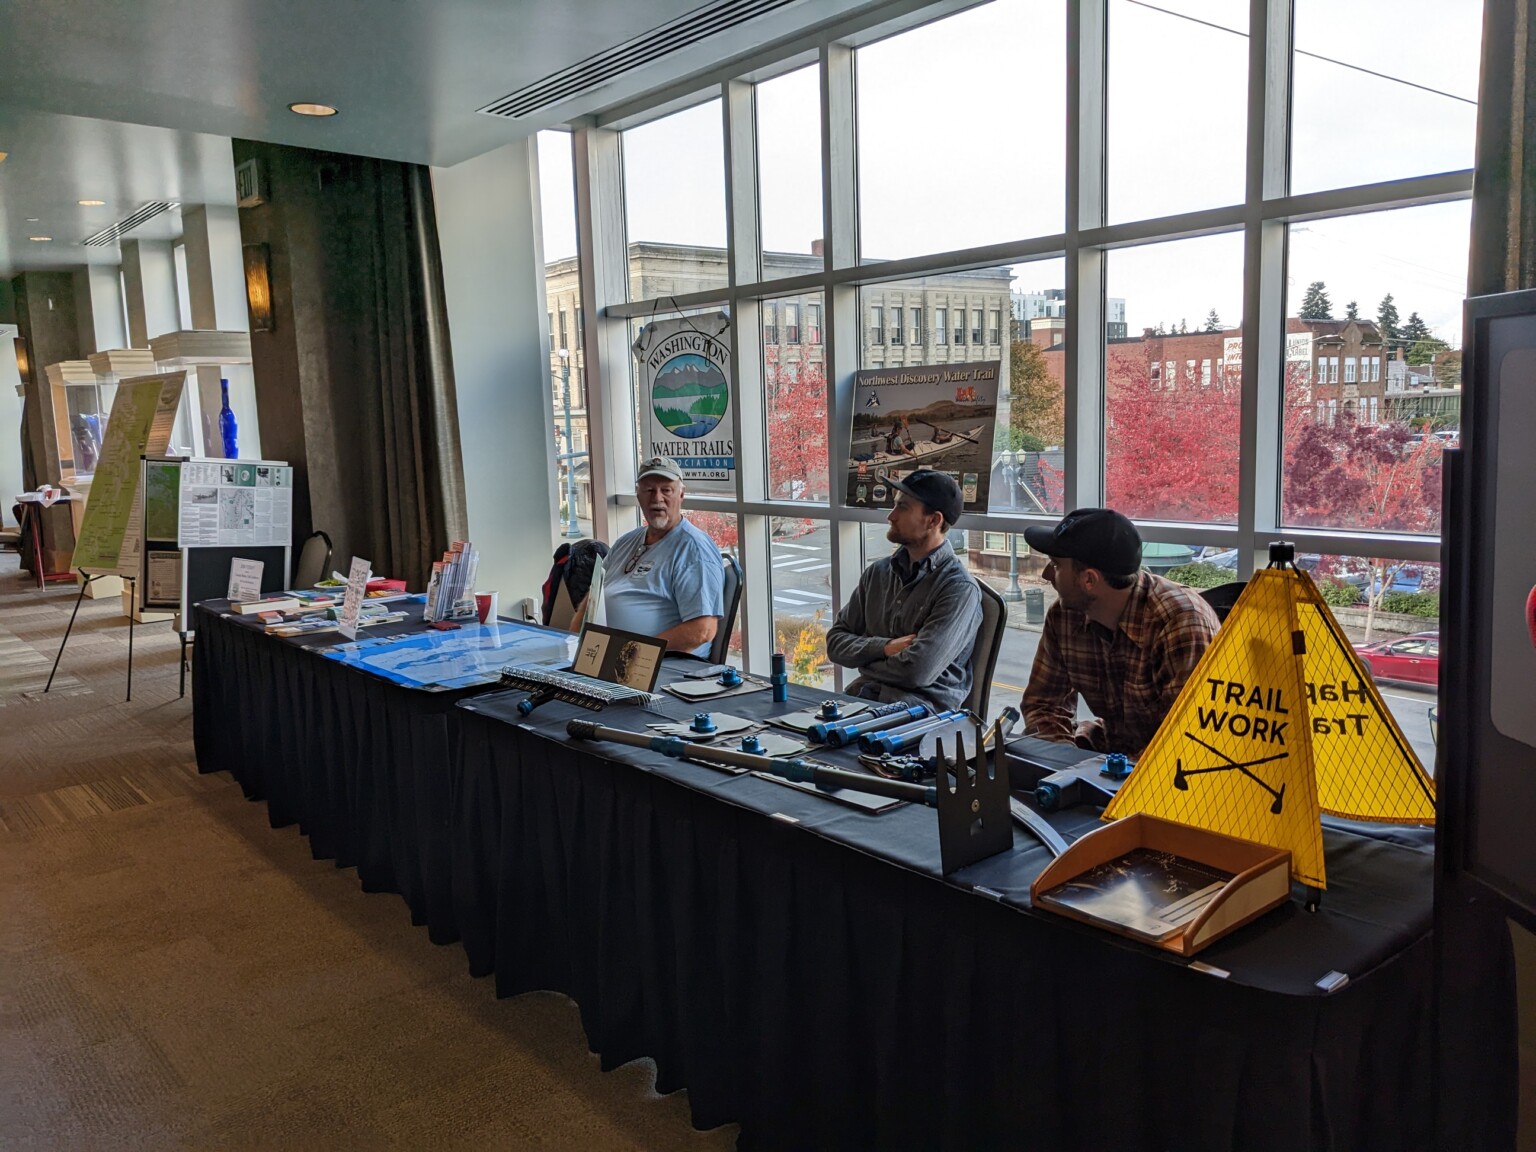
[
  {"xmin": 72, "ymin": 371, "xmax": 186, "ymax": 576},
  {"xmin": 146, "ymin": 551, "xmax": 182, "ymax": 607},
  {"xmin": 227, "ymin": 558, "xmax": 264, "ymax": 602},
  {"xmin": 176, "ymin": 459, "xmax": 294, "ymax": 548},
  {"xmin": 337, "ymin": 556, "xmax": 372, "ymax": 640}
]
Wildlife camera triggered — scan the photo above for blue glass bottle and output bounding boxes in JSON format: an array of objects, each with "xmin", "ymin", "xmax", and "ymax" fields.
[{"xmin": 219, "ymin": 377, "xmax": 238, "ymax": 459}]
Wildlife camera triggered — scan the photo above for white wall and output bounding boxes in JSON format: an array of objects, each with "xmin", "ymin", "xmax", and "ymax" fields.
[
  {"xmin": 182, "ymin": 202, "xmax": 261, "ymax": 459},
  {"xmin": 433, "ymin": 140, "xmax": 560, "ymax": 606},
  {"xmin": 73, "ymin": 265, "xmax": 128, "ymax": 353},
  {"xmin": 0, "ymin": 337, "xmax": 24, "ymax": 518}
]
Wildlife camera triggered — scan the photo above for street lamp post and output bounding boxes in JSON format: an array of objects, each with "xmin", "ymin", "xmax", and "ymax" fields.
[
  {"xmin": 558, "ymin": 348, "xmax": 581, "ymax": 539},
  {"xmin": 1001, "ymin": 450, "xmax": 1023, "ymax": 602}
]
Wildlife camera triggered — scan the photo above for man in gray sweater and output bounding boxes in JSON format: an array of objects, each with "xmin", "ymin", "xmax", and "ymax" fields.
[{"xmin": 826, "ymin": 469, "xmax": 983, "ymax": 713}]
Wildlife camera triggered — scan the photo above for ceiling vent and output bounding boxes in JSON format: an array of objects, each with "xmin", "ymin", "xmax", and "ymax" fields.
[
  {"xmin": 81, "ymin": 201, "xmax": 180, "ymax": 247},
  {"xmin": 478, "ymin": 0, "xmax": 801, "ymax": 119}
]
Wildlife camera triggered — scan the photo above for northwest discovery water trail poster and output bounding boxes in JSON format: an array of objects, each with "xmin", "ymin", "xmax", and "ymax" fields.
[
  {"xmin": 846, "ymin": 361, "xmax": 1000, "ymax": 513},
  {"xmin": 633, "ymin": 314, "xmax": 734, "ymax": 494}
]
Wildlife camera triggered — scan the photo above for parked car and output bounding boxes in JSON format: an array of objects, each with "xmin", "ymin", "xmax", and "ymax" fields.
[
  {"xmin": 1200, "ymin": 549, "xmax": 1367, "ymax": 588},
  {"xmin": 1354, "ymin": 631, "xmax": 1440, "ymax": 686}
]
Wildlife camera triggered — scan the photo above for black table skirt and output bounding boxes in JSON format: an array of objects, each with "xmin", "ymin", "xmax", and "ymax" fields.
[
  {"xmin": 452, "ymin": 696, "xmax": 1441, "ymax": 1151},
  {"xmin": 194, "ymin": 603, "xmax": 480, "ymax": 946},
  {"xmin": 192, "ymin": 605, "xmax": 1512, "ymax": 1149}
]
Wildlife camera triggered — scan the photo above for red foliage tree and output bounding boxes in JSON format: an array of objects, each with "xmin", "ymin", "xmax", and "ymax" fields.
[
  {"xmin": 1282, "ymin": 412, "xmax": 1444, "ymax": 640},
  {"xmin": 1103, "ymin": 352, "xmax": 1242, "ymax": 522},
  {"xmin": 763, "ymin": 347, "xmax": 829, "ymax": 502}
]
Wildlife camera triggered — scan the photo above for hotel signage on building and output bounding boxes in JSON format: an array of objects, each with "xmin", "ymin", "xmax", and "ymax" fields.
[
  {"xmin": 1221, "ymin": 333, "xmax": 1315, "ymax": 367},
  {"xmin": 633, "ymin": 313, "xmax": 735, "ymax": 493}
]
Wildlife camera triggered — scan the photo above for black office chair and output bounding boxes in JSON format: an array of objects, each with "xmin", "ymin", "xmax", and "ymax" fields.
[
  {"xmin": 1200, "ymin": 580, "xmax": 1247, "ymax": 623},
  {"xmin": 709, "ymin": 552, "xmax": 744, "ymax": 666},
  {"xmin": 293, "ymin": 530, "xmax": 333, "ymax": 588},
  {"xmin": 966, "ymin": 579, "xmax": 1008, "ymax": 719}
]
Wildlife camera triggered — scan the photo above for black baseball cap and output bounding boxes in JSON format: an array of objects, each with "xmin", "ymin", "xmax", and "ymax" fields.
[
  {"xmin": 1024, "ymin": 508, "xmax": 1142, "ymax": 577},
  {"xmin": 879, "ymin": 469, "xmax": 964, "ymax": 527}
]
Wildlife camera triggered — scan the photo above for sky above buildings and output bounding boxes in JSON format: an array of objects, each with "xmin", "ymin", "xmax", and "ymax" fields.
[{"xmin": 540, "ymin": 0, "xmax": 1481, "ymax": 346}]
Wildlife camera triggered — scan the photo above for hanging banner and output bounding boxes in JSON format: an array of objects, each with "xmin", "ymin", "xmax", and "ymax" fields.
[
  {"xmin": 845, "ymin": 362, "xmax": 1000, "ymax": 513},
  {"xmin": 633, "ymin": 313, "xmax": 734, "ymax": 493},
  {"xmin": 73, "ymin": 371, "xmax": 186, "ymax": 577}
]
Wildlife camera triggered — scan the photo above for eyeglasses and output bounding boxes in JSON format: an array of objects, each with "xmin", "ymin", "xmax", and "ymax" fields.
[{"xmin": 622, "ymin": 543, "xmax": 651, "ymax": 574}]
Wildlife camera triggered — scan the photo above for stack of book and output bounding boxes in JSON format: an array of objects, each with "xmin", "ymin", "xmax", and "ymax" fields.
[
  {"xmin": 87, "ymin": 348, "xmax": 158, "ymax": 381},
  {"xmin": 228, "ymin": 594, "xmax": 301, "ymax": 615},
  {"xmin": 44, "ymin": 360, "xmax": 99, "ymax": 387},
  {"xmin": 424, "ymin": 540, "xmax": 479, "ymax": 622},
  {"xmin": 148, "ymin": 330, "xmax": 253, "ymax": 365}
]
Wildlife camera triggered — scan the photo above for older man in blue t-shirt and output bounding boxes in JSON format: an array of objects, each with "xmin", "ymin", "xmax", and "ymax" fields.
[{"xmin": 593, "ymin": 457, "xmax": 725, "ymax": 658}]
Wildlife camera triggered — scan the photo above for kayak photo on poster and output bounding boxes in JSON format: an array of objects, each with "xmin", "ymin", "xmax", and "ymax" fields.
[{"xmin": 846, "ymin": 362, "xmax": 999, "ymax": 513}]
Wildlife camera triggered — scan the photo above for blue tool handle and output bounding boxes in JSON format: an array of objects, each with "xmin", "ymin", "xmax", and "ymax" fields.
[
  {"xmin": 817, "ymin": 703, "xmax": 928, "ymax": 745},
  {"xmin": 863, "ymin": 710, "xmax": 966, "ymax": 755}
]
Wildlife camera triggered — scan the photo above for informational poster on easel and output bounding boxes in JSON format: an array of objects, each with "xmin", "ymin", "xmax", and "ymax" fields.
[
  {"xmin": 48, "ymin": 372, "xmax": 185, "ymax": 704},
  {"xmin": 139, "ymin": 455, "xmax": 293, "ymax": 616},
  {"xmin": 175, "ymin": 459, "xmax": 294, "ymax": 547},
  {"xmin": 72, "ymin": 371, "xmax": 186, "ymax": 578}
]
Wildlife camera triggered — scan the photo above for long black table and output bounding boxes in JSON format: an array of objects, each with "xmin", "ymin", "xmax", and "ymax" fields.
[
  {"xmin": 192, "ymin": 603, "xmax": 1511, "ymax": 1149},
  {"xmin": 193, "ymin": 599, "xmax": 492, "ymax": 946}
]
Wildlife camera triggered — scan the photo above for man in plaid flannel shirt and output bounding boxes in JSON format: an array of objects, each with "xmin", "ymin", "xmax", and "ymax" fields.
[{"xmin": 1021, "ymin": 508, "xmax": 1219, "ymax": 757}]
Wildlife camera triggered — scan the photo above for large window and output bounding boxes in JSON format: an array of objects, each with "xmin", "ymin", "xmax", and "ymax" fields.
[
  {"xmin": 856, "ymin": 0, "xmax": 1065, "ymax": 261},
  {"xmin": 556, "ymin": 0, "xmax": 1477, "ymax": 705},
  {"xmin": 1280, "ymin": 201, "xmax": 1469, "ymax": 540},
  {"xmin": 756, "ymin": 65, "xmax": 823, "ymax": 266},
  {"xmin": 1291, "ymin": 0, "xmax": 1481, "ymax": 194},
  {"xmin": 1104, "ymin": 232, "xmax": 1244, "ymax": 524},
  {"xmin": 1106, "ymin": 0, "xmax": 1247, "ymax": 222},
  {"xmin": 622, "ymin": 100, "xmax": 728, "ymax": 296},
  {"xmin": 538, "ymin": 130, "xmax": 590, "ymax": 543},
  {"xmin": 764, "ymin": 291, "xmax": 828, "ymax": 504}
]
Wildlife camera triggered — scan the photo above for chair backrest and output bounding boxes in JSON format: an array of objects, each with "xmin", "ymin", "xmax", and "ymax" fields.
[
  {"xmin": 710, "ymin": 552, "xmax": 744, "ymax": 666},
  {"xmin": 965, "ymin": 578, "xmax": 1007, "ymax": 719},
  {"xmin": 1200, "ymin": 580, "xmax": 1247, "ymax": 623},
  {"xmin": 292, "ymin": 530, "xmax": 333, "ymax": 589}
]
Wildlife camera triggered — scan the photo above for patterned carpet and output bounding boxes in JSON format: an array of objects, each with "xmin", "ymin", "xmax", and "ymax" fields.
[{"xmin": 0, "ymin": 554, "xmax": 735, "ymax": 1149}]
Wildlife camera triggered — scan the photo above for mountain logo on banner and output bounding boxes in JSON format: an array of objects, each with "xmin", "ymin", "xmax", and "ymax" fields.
[{"xmin": 1103, "ymin": 550, "xmax": 1435, "ymax": 890}]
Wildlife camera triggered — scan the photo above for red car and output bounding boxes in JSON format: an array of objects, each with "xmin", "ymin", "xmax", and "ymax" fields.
[{"xmin": 1354, "ymin": 632, "xmax": 1440, "ymax": 686}]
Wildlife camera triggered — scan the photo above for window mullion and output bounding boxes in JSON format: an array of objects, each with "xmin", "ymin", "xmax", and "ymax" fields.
[
  {"xmin": 1064, "ymin": 0, "xmax": 1107, "ymax": 510},
  {"xmin": 1237, "ymin": 0, "xmax": 1294, "ymax": 578},
  {"xmin": 573, "ymin": 124, "xmax": 635, "ymax": 544}
]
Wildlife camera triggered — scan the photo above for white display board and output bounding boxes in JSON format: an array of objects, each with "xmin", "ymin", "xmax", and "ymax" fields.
[{"xmin": 176, "ymin": 458, "xmax": 294, "ymax": 548}]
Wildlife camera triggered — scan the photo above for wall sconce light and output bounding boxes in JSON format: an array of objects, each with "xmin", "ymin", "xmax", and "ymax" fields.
[
  {"xmin": 243, "ymin": 243, "xmax": 274, "ymax": 332},
  {"xmin": 14, "ymin": 335, "xmax": 30, "ymax": 383}
]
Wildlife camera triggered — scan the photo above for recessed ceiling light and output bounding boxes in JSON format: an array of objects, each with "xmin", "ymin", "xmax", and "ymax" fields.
[
  {"xmin": 29, "ymin": 236, "xmax": 51, "ymax": 242},
  {"xmin": 78, "ymin": 199, "xmax": 105, "ymax": 206},
  {"xmin": 0, "ymin": 152, "xmax": 8, "ymax": 164},
  {"xmin": 25, "ymin": 217, "xmax": 38, "ymax": 222},
  {"xmin": 288, "ymin": 102, "xmax": 338, "ymax": 117}
]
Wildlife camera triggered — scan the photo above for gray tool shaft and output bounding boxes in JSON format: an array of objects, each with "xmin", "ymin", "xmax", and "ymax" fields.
[{"xmin": 566, "ymin": 718, "xmax": 936, "ymax": 805}]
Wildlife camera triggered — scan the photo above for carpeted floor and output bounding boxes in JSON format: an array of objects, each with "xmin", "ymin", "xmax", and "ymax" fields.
[{"xmin": 0, "ymin": 554, "xmax": 737, "ymax": 1150}]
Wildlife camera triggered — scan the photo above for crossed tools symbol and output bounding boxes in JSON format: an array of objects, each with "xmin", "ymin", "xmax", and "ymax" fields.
[{"xmin": 1173, "ymin": 734, "xmax": 1288, "ymax": 814}]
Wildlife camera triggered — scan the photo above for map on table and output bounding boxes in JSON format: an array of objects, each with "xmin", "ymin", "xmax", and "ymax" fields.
[{"xmin": 320, "ymin": 619, "xmax": 577, "ymax": 691}]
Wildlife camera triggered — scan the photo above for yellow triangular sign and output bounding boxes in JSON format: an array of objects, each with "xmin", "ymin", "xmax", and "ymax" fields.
[{"xmin": 1102, "ymin": 566, "xmax": 1435, "ymax": 889}]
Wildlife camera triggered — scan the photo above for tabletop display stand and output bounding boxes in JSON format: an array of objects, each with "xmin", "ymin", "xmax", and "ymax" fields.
[
  {"xmin": 148, "ymin": 329, "xmax": 252, "ymax": 460},
  {"xmin": 141, "ymin": 455, "xmax": 292, "ymax": 697}
]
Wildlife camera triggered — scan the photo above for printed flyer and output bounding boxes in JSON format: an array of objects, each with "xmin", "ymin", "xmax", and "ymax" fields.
[{"xmin": 845, "ymin": 361, "xmax": 1000, "ymax": 514}]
